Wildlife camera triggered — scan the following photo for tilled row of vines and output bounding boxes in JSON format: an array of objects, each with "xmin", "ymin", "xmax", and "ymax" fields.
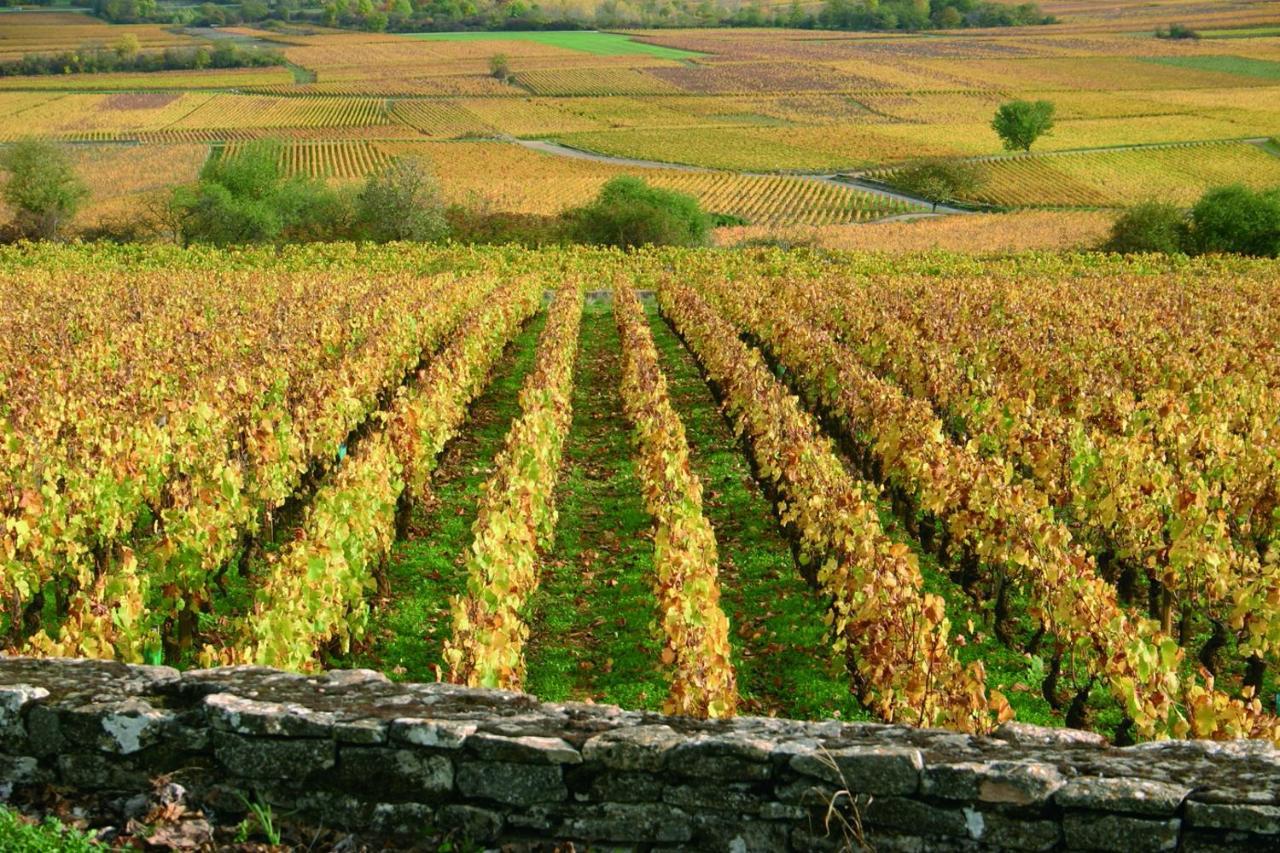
[{"xmin": 2, "ymin": 243, "xmax": 1278, "ymax": 744}]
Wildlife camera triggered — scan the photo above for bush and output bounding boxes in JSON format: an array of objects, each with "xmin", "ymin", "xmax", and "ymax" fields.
[
  {"xmin": 356, "ymin": 157, "xmax": 448, "ymax": 242},
  {"xmin": 489, "ymin": 53, "xmax": 512, "ymax": 82},
  {"xmin": 171, "ymin": 140, "xmax": 350, "ymax": 246},
  {"xmin": 0, "ymin": 138, "xmax": 88, "ymax": 240},
  {"xmin": 1102, "ymin": 200, "xmax": 1187, "ymax": 254},
  {"xmin": 887, "ymin": 158, "xmax": 986, "ymax": 209},
  {"xmin": 1188, "ymin": 184, "xmax": 1280, "ymax": 257},
  {"xmin": 566, "ymin": 176, "xmax": 711, "ymax": 248},
  {"xmin": 1155, "ymin": 23, "xmax": 1199, "ymax": 39}
]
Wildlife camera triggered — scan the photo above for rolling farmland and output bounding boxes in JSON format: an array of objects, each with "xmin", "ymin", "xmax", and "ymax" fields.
[{"xmin": 0, "ymin": 6, "xmax": 1277, "ymax": 228}]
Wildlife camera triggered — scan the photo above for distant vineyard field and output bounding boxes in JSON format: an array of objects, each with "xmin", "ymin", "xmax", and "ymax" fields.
[{"xmin": 871, "ymin": 142, "xmax": 1280, "ymax": 208}]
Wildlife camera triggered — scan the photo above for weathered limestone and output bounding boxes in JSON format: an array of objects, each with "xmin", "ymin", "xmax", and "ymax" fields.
[{"xmin": 1, "ymin": 658, "xmax": 1278, "ymax": 851}]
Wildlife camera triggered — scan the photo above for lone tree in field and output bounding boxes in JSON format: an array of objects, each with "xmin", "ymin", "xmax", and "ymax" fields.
[
  {"xmin": 356, "ymin": 156, "xmax": 449, "ymax": 242},
  {"xmin": 889, "ymin": 158, "xmax": 986, "ymax": 211},
  {"xmin": 991, "ymin": 99, "xmax": 1055, "ymax": 152},
  {"xmin": 0, "ymin": 138, "xmax": 88, "ymax": 240},
  {"xmin": 489, "ymin": 53, "xmax": 512, "ymax": 82}
]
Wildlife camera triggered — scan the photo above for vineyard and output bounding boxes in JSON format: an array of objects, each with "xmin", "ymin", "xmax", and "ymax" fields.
[
  {"xmin": 2, "ymin": 243, "xmax": 1279, "ymax": 746},
  {"xmin": 885, "ymin": 142, "xmax": 1280, "ymax": 209}
]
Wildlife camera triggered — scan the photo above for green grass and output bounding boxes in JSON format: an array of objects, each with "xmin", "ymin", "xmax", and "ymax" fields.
[
  {"xmin": 648, "ymin": 303, "xmax": 868, "ymax": 721},
  {"xmin": 1145, "ymin": 54, "xmax": 1280, "ymax": 80},
  {"xmin": 403, "ymin": 30, "xmax": 702, "ymax": 60},
  {"xmin": 347, "ymin": 314, "xmax": 545, "ymax": 681},
  {"xmin": 0, "ymin": 808, "xmax": 102, "ymax": 852},
  {"xmin": 524, "ymin": 304, "xmax": 669, "ymax": 710},
  {"xmin": 1199, "ymin": 25, "xmax": 1280, "ymax": 39}
]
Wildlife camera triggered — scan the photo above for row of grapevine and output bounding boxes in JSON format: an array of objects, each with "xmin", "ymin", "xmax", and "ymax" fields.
[
  {"xmin": 786, "ymin": 273, "xmax": 1280, "ymax": 677},
  {"xmin": 657, "ymin": 280, "xmax": 1000, "ymax": 731},
  {"xmin": 613, "ymin": 282, "xmax": 737, "ymax": 719},
  {"xmin": 6, "ymin": 272, "xmax": 492, "ymax": 661},
  {"xmin": 199, "ymin": 278, "xmax": 543, "ymax": 670},
  {"xmin": 696, "ymin": 275, "xmax": 1280, "ymax": 741},
  {"xmin": 443, "ymin": 286, "xmax": 585, "ymax": 689}
]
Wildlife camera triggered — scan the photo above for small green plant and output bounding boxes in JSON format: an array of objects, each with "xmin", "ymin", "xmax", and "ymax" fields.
[
  {"xmin": 236, "ymin": 791, "xmax": 281, "ymax": 846},
  {"xmin": 0, "ymin": 807, "xmax": 103, "ymax": 851}
]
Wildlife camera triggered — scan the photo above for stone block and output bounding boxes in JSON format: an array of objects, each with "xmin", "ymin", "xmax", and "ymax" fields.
[
  {"xmin": 663, "ymin": 781, "xmax": 764, "ymax": 814},
  {"xmin": 590, "ymin": 771, "xmax": 665, "ymax": 803},
  {"xmin": 558, "ymin": 802, "xmax": 693, "ymax": 843},
  {"xmin": 389, "ymin": 718, "xmax": 476, "ymax": 749},
  {"xmin": 790, "ymin": 746, "xmax": 923, "ymax": 795},
  {"xmin": 692, "ymin": 814, "xmax": 790, "ymax": 851},
  {"xmin": 437, "ymin": 804, "xmax": 504, "ymax": 842},
  {"xmin": 455, "ymin": 761, "xmax": 566, "ymax": 806},
  {"xmin": 467, "ymin": 732, "xmax": 582, "ymax": 764},
  {"xmin": 863, "ymin": 796, "xmax": 969, "ymax": 838},
  {"xmin": 923, "ymin": 761, "xmax": 1064, "ymax": 805},
  {"xmin": 212, "ymin": 731, "xmax": 334, "ymax": 780},
  {"xmin": 582, "ymin": 725, "xmax": 682, "ymax": 772},
  {"xmin": 336, "ymin": 746, "xmax": 453, "ymax": 799},
  {"xmin": 971, "ymin": 809, "xmax": 1060, "ymax": 851},
  {"xmin": 1056, "ymin": 777, "xmax": 1190, "ymax": 817},
  {"xmin": 1063, "ymin": 812, "xmax": 1179, "ymax": 852},
  {"xmin": 1184, "ymin": 801, "xmax": 1280, "ymax": 834}
]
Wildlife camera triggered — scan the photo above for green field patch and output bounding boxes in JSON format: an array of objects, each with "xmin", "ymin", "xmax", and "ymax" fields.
[
  {"xmin": 1199, "ymin": 25, "xmax": 1280, "ymax": 39},
  {"xmin": 1144, "ymin": 54, "xmax": 1280, "ymax": 80},
  {"xmin": 404, "ymin": 30, "xmax": 703, "ymax": 60}
]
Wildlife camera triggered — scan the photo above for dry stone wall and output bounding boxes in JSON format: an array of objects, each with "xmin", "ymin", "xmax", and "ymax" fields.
[{"xmin": 1, "ymin": 658, "xmax": 1279, "ymax": 851}]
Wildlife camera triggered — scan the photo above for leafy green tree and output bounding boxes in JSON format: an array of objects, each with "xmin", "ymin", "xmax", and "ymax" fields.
[
  {"xmin": 240, "ymin": 0, "xmax": 270, "ymax": 20},
  {"xmin": 1188, "ymin": 184, "xmax": 1280, "ymax": 257},
  {"xmin": 0, "ymin": 138, "xmax": 88, "ymax": 240},
  {"xmin": 1103, "ymin": 200, "xmax": 1188, "ymax": 254},
  {"xmin": 356, "ymin": 157, "xmax": 449, "ymax": 242},
  {"xmin": 888, "ymin": 158, "xmax": 986, "ymax": 210},
  {"xmin": 991, "ymin": 99, "xmax": 1055, "ymax": 152},
  {"xmin": 566, "ymin": 176, "xmax": 711, "ymax": 248}
]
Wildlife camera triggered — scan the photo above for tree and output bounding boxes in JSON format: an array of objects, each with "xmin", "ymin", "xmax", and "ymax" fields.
[
  {"xmin": 113, "ymin": 33, "xmax": 140, "ymax": 61},
  {"xmin": 489, "ymin": 53, "xmax": 512, "ymax": 82},
  {"xmin": 1188, "ymin": 184, "xmax": 1280, "ymax": 258},
  {"xmin": 991, "ymin": 99, "xmax": 1055, "ymax": 152},
  {"xmin": 566, "ymin": 176, "xmax": 711, "ymax": 248},
  {"xmin": 0, "ymin": 138, "xmax": 88, "ymax": 240},
  {"xmin": 356, "ymin": 157, "xmax": 449, "ymax": 242},
  {"xmin": 888, "ymin": 158, "xmax": 986, "ymax": 210},
  {"xmin": 1102, "ymin": 200, "xmax": 1187, "ymax": 254},
  {"xmin": 240, "ymin": 0, "xmax": 270, "ymax": 20}
]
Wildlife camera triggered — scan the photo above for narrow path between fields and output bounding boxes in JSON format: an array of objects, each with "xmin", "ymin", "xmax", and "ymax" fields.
[
  {"xmin": 524, "ymin": 303, "xmax": 669, "ymax": 710},
  {"xmin": 347, "ymin": 314, "xmax": 545, "ymax": 681},
  {"xmin": 648, "ymin": 301, "xmax": 868, "ymax": 721}
]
